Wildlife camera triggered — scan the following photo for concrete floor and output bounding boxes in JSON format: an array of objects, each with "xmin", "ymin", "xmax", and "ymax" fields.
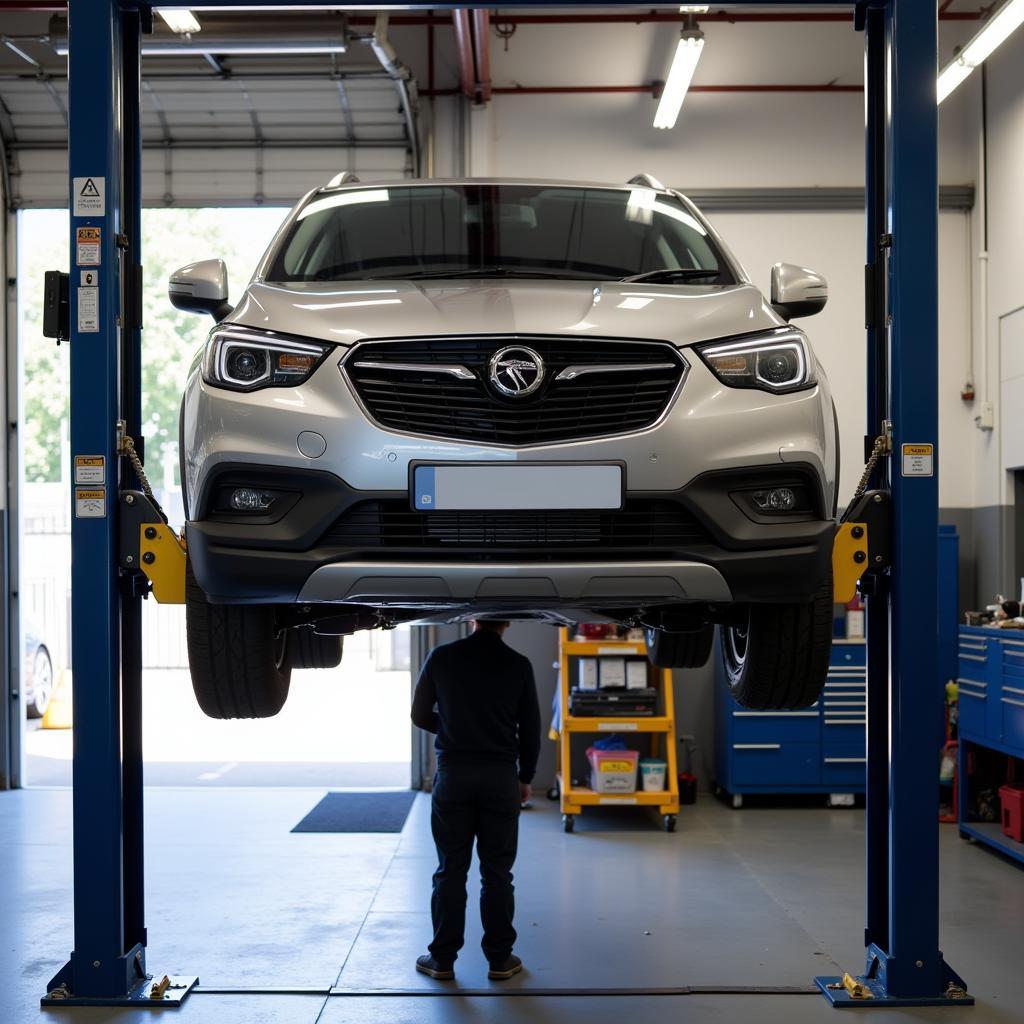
[{"xmin": 2, "ymin": 787, "xmax": 1022, "ymax": 1023}]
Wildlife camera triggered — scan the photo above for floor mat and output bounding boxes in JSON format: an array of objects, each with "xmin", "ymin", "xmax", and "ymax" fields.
[{"xmin": 291, "ymin": 791, "xmax": 417, "ymax": 834}]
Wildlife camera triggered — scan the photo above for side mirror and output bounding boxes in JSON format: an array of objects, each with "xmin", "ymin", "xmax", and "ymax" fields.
[
  {"xmin": 770, "ymin": 262, "xmax": 828, "ymax": 321},
  {"xmin": 168, "ymin": 259, "xmax": 231, "ymax": 320}
]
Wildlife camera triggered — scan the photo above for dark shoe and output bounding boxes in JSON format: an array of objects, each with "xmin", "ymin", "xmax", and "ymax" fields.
[
  {"xmin": 416, "ymin": 954, "xmax": 455, "ymax": 980},
  {"xmin": 487, "ymin": 954, "xmax": 523, "ymax": 980}
]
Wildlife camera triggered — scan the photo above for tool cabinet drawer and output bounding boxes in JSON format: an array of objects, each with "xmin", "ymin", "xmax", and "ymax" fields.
[
  {"xmin": 822, "ymin": 743, "xmax": 866, "ymax": 787},
  {"xmin": 957, "ymin": 636, "xmax": 989, "ymax": 681},
  {"xmin": 730, "ymin": 741, "xmax": 819, "ymax": 786},
  {"xmin": 956, "ymin": 678, "xmax": 987, "ymax": 736},
  {"xmin": 830, "ymin": 643, "xmax": 866, "ymax": 668},
  {"xmin": 730, "ymin": 710, "xmax": 820, "ymax": 743},
  {"xmin": 1001, "ymin": 688, "xmax": 1024, "ymax": 749}
]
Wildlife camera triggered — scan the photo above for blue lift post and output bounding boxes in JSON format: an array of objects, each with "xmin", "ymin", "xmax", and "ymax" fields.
[
  {"xmin": 45, "ymin": 0, "xmax": 969, "ymax": 1010},
  {"xmin": 817, "ymin": 0, "xmax": 971, "ymax": 1006},
  {"xmin": 41, "ymin": 0, "xmax": 196, "ymax": 1007}
]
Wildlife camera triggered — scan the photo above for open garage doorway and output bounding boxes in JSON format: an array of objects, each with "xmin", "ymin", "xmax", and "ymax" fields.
[{"xmin": 16, "ymin": 206, "xmax": 412, "ymax": 787}]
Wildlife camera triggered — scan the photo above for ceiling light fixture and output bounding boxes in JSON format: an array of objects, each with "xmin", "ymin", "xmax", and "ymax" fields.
[
  {"xmin": 156, "ymin": 9, "xmax": 202, "ymax": 35},
  {"xmin": 654, "ymin": 23, "xmax": 705, "ymax": 130},
  {"xmin": 937, "ymin": 0, "xmax": 1024, "ymax": 103}
]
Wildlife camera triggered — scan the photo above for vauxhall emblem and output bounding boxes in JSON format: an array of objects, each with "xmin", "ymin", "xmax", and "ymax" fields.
[{"xmin": 488, "ymin": 346, "xmax": 545, "ymax": 398}]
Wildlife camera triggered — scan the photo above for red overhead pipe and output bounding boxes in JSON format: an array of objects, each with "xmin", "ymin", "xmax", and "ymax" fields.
[
  {"xmin": 471, "ymin": 8, "xmax": 492, "ymax": 104},
  {"xmin": 492, "ymin": 83, "xmax": 863, "ymax": 95},
  {"xmin": 451, "ymin": 8, "xmax": 476, "ymax": 101},
  {"xmin": 421, "ymin": 83, "xmax": 865, "ymax": 97}
]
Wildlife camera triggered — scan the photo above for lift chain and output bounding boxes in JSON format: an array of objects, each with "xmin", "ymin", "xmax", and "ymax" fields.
[
  {"xmin": 845, "ymin": 420, "xmax": 892, "ymax": 516},
  {"xmin": 116, "ymin": 420, "xmax": 168, "ymax": 525}
]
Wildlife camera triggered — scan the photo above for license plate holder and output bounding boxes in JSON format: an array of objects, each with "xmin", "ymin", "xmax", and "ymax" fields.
[{"xmin": 410, "ymin": 462, "xmax": 624, "ymax": 511}]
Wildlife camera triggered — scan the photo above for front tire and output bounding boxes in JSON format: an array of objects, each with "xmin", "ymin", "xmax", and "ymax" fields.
[
  {"xmin": 721, "ymin": 570, "xmax": 833, "ymax": 710},
  {"xmin": 185, "ymin": 560, "xmax": 291, "ymax": 718},
  {"xmin": 645, "ymin": 624, "xmax": 714, "ymax": 669}
]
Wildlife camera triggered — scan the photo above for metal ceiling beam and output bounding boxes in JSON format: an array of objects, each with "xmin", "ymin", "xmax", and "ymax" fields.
[
  {"xmin": 8, "ymin": 137, "xmax": 411, "ymax": 151},
  {"xmin": 9, "ymin": 4, "xmax": 989, "ymax": 21}
]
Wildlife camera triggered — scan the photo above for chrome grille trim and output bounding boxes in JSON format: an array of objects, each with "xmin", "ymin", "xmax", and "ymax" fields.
[{"xmin": 340, "ymin": 334, "xmax": 688, "ymax": 448}]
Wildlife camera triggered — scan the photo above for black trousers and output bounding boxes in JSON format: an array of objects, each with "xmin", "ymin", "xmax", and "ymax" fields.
[{"xmin": 429, "ymin": 762, "xmax": 521, "ymax": 965}]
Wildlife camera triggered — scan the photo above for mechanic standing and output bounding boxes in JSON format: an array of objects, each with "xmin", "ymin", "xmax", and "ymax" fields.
[{"xmin": 411, "ymin": 619, "xmax": 541, "ymax": 981}]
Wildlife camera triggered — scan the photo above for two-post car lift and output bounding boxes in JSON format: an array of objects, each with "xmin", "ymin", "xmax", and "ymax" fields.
[{"xmin": 42, "ymin": 0, "xmax": 973, "ymax": 1009}]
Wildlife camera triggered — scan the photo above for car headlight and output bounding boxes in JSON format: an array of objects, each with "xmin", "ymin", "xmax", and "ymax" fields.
[
  {"xmin": 202, "ymin": 326, "xmax": 331, "ymax": 392},
  {"xmin": 695, "ymin": 328, "xmax": 816, "ymax": 393}
]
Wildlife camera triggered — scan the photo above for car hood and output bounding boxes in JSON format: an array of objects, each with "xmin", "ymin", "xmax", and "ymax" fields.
[{"xmin": 229, "ymin": 279, "xmax": 784, "ymax": 350}]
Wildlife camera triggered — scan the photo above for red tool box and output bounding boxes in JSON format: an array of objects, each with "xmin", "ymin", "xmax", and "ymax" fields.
[{"xmin": 998, "ymin": 784, "xmax": 1024, "ymax": 843}]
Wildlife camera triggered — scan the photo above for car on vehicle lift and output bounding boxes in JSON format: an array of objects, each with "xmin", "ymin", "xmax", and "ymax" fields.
[{"xmin": 170, "ymin": 175, "xmax": 838, "ymax": 720}]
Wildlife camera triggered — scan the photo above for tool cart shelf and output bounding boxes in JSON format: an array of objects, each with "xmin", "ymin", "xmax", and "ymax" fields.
[{"xmin": 554, "ymin": 630, "xmax": 679, "ymax": 832}]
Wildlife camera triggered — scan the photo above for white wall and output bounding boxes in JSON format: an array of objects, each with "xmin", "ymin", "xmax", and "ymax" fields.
[
  {"xmin": 453, "ymin": 18, "xmax": 979, "ymax": 513},
  {"xmin": 977, "ymin": 30, "xmax": 1024, "ymax": 510},
  {"xmin": 708, "ymin": 209, "xmax": 973, "ymax": 509}
]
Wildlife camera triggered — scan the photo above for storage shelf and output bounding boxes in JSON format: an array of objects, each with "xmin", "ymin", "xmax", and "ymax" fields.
[
  {"xmin": 564, "ymin": 715, "xmax": 672, "ymax": 733},
  {"xmin": 563, "ymin": 784, "xmax": 677, "ymax": 807},
  {"xmin": 959, "ymin": 821, "xmax": 1024, "ymax": 867},
  {"xmin": 555, "ymin": 629, "xmax": 679, "ymax": 828}
]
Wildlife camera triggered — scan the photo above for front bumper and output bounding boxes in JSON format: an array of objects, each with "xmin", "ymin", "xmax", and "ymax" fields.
[{"xmin": 185, "ymin": 464, "xmax": 835, "ymax": 607}]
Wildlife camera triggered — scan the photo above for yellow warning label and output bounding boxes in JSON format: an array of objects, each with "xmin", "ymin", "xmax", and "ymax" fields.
[
  {"xmin": 901, "ymin": 443, "xmax": 934, "ymax": 477},
  {"xmin": 74, "ymin": 455, "xmax": 105, "ymax": 485},
  {"xmin": 75, "ymin": 488, "xmax": 106, "ymax": 518},
  {"xmin": 76, "ymin": 226, "xmax": 101, "ymax": 266},
  {"xmin": 598, "ymin": 760, "xmax": 634, "ymax": 773}
]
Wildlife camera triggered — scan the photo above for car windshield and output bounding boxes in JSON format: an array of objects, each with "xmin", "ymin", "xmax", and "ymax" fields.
[{"xmin": 265, "ymin": 183, "xmax": 734, "ymax": 284}]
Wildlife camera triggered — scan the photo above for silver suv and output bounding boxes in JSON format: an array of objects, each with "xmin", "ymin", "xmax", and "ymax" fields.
[{"xmin": 171, "ymin": 176, "xmax": 838, "ymax": 719}]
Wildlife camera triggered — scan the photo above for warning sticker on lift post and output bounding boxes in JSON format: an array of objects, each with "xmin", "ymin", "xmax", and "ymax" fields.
[
  {"xmin": 902, "ymin": 443, "xmax": 934, "ymax": 477},
  {"xmin": 74, "ymin": 455, "xmax": 105, "ymax": 485},
  {"xmin": 72, "ymin": 176, "xmax": 105, "ymax": 216},
  {"xmin": 77, "ymin": 287, "xmax": 98, "ymax": 333},
  {"xmin": 75, "ymin": 488, "xmax": 106, "ymax": 518},
  {"xmin": 76, "ymin": 226, "xmax": 101, "ymax": 266}
]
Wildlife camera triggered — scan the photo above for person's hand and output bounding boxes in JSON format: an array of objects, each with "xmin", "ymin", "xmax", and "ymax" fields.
[{"xmin": 519, "ymin": 782, "xmax": 532, "ymax": 804}]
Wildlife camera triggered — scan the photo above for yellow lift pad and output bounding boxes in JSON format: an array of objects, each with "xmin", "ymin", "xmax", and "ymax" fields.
[
  {"xmin": 833, "ymin": 522, "xmax": 868, "ymax": 604},
  {"xmin": 139, "ymin": 523, "xmax": 187, "ymax": 604}
]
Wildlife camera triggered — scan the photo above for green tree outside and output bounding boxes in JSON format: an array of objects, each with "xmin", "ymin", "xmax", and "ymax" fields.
[{"xmin": 20, "ymin": 206, "xmax": 285, "ymax": 483}]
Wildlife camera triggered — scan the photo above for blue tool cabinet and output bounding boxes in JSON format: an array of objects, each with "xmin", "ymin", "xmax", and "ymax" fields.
[
  {"xmin": 956, "ymin": 627, "xmax": 1024, "ymax": 866},
  {"xmin": 714, "ymin": 640, "xmax": 866, "ymax": 805}
]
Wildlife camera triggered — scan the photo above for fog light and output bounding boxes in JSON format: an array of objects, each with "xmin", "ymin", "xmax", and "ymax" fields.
[
  {"xmin": 752, "ymin": 487, "xmax": 797, "ymax": 512},
  {"xmin": 229, "ymin": 487, "xmax": 275, "ymax": 512}
]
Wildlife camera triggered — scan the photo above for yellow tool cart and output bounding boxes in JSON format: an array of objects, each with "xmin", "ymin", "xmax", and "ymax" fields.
[{"xmin": 552, "ymin": 627, "xmax": 680, "ymax": 833}]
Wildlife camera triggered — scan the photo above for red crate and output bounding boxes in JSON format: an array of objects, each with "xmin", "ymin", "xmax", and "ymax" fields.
[{"xmin": 998, "ymin": 784, "xmax": 1024, "ymax": 843}]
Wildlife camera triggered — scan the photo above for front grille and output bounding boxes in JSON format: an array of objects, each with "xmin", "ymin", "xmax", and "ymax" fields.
[
  {"xmin": 321, "ymin": 499, "xmax": 710, "ymax": 556},
  {"xmin": 343, "ymin": 336, "xmax": 685, "ymax": 446}
]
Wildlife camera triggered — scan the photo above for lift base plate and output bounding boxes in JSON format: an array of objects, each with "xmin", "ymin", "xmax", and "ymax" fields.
[
  {"xmin": 814, "ymin": 976, "xmax": 974, "ymax": 1008},
  {"xmin": 41, "ymin": 974, "xmax": 198, "ymax": 1008}
]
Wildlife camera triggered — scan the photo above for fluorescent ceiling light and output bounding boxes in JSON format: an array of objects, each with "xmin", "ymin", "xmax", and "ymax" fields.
[
  {"xmin": 679, "ymin": 5, "xmax": 709, "ymax": 12},
  {"xmin": 937, "ymin": 0, "xmax": 1024, "ymax": 103},
  {"xmin": 156, "ymin": 9, "xmax": 201, "ymax": 34},
  {"xmin": 654, "ymin": 32, "xmax": 704, "ymax": 129}
]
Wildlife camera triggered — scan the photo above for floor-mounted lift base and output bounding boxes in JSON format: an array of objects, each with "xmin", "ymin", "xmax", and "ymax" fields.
[
  {"xmin": 41, "ymin": 974, "xmax": 199, "ymax": 1008},
  {"xmin": 814, "ymin": 974, "xmax": 974, "ymax": 1009}
]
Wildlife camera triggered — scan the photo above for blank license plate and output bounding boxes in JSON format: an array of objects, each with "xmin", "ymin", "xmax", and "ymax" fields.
[{"xmin": 412, "ymin": 464, "xmax": 623, "ymax": 511}]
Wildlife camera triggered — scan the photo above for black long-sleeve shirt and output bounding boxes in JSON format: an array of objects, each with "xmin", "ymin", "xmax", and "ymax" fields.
[{"xmin": 411, "ymin": 629, "xmax": 542, "ymax": 784}]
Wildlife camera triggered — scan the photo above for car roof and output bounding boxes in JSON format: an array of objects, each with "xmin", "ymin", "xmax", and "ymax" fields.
[{"xmin": 315, "ymin": 177, "xmax": 680, "ymax": 197}]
